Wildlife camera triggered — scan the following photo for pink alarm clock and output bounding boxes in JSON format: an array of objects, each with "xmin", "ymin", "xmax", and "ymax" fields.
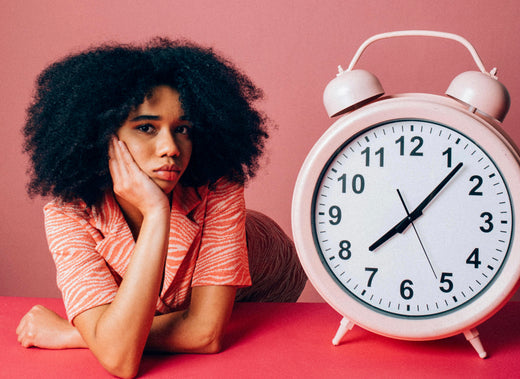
[{"xmin": 292, "ymin": 30, "xmax": 520, "ymax": 358}]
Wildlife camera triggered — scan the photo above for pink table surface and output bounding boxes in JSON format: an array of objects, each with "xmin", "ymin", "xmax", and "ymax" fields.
[{"xmin": 1, "ymin": 297, "xmax": 519, "ymax": 378}]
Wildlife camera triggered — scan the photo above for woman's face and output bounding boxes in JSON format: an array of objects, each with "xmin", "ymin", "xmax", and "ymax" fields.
[{"xmin": 116, "ymin": 85, "xmax": 193, "ymax": 194}]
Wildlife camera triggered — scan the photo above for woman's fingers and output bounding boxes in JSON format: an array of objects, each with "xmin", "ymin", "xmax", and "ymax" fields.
[
  {"xmin": 16, "ymin": 305, "xmax": 40, "ymax": 348},
  {"xmin": 109, "ymin": 137, "xmax": 141, "ymax": 194},
  {"xmin": 116, "ymin": 139, "xmax": 135, "ymax": 167},
  {"xmin": 109, "ymin": 137, "xmax": 129, "ymax": 180}
]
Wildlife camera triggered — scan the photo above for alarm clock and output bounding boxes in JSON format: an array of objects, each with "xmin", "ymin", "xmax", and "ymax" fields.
[{"xmin": 292, "ymin": 30, "xmax": 520, "ymax": 358}]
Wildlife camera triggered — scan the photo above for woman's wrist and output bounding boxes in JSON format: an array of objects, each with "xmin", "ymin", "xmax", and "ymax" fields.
[
  {"xmin": 143, "ymin": 200, "xmax": 171, "ymax": 216},
  {"xmin": 64, "ymin": 325, "xmax": 88, "ymax": 348},
  {"xmin": 140, "ymin": 206, "xmax": 171, "ymax": 226}
]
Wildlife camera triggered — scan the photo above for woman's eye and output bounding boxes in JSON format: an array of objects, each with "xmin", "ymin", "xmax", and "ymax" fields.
[
  {"xmin": 136, "ymin": 124, "xmax": 155, "ymax": 133},
  {"xmin": 176, "ymin": 125, "xmax": 190, "ymax": 135}
]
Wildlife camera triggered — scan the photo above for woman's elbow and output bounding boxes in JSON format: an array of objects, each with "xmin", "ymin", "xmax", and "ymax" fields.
[
  {"xmin": 192, "ymin": 328, "xmax": 224, "ymax": 354},
  {"xmin": 203, "ymin": 334, "xmax": 223, "ymax": 354},
  {"xmin": 98, "ymin": 350, "xmax": 141, "ymax": 378},
  {"xmin": 102, "ymin": 360, "xmax": 139, "ymax": 379}
]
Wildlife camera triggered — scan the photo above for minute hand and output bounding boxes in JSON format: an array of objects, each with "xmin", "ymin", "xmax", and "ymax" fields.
[
  {"xmin": 406, "ymin": 162, "xmax": 463, "ymax": 223},
  {"xmin": 369, "ymin": 162, "xmax": 463, "ymax": 252}
]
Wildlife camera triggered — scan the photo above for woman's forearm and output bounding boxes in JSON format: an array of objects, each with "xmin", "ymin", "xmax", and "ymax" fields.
[
  {"xmin": 74, "ymin": 209, "xmax": 170, "ymax": 378},
  {"xmin": 146, "ymin": 309, "xmax": 223, "ymax": 353},
  {"xmin": 146, "ymin": 286, "xmax": 236, "ymax": 354}
]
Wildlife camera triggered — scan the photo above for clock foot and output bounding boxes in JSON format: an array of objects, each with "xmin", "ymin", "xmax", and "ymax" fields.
[
  {"xmin": 463, "ymin": 328, "xmax": 487, "ymax": 359},
  {"xmin": 332, "ymin": 317, "xmax": 355, "ymax": 346}
]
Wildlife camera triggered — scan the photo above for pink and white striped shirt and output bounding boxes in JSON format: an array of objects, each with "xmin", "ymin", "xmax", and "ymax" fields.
[{"xmin": 44, "ymin": 178, "xmax": 251, "ymax": 322}]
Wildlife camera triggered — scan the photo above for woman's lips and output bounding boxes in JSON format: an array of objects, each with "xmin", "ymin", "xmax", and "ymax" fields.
[{"xmin": 154, "ymin": 165, "xmax": 180, "ymax": 181}]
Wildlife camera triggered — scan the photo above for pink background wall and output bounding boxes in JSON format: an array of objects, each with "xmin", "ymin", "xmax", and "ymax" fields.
[{"xmin": 2, "ymin": 0, "xmax": 520, "ymax": 302}]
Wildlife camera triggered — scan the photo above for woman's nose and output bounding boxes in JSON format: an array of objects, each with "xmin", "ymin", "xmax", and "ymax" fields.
[{"xmin": 156, "ymin": 130, "xmax": 180, "ymax": 157}]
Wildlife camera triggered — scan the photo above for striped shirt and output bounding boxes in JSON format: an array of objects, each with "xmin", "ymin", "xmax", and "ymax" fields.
[{"xmin": 44, "ymin": 178, "xmax": 251, "ymax": 322}]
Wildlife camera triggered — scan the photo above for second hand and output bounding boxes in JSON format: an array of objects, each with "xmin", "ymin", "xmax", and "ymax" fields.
[{"xmin": 396, "ymin": 189, "xmax": 438, "ymax": 280}]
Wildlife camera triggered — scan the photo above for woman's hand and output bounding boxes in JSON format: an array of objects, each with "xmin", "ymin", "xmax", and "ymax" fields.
[
  {"xmin": 108, "ymin": 137, "xmax": 169, "ymax": 216},
  {"xmin": 16, "ymin": 305, "xmax": 86, "ymax": 349}
]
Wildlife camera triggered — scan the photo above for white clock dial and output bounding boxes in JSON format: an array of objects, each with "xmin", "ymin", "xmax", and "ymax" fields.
[{"xmin": 313, "ymin": 119, "xmax": 514, "ymax": 317}]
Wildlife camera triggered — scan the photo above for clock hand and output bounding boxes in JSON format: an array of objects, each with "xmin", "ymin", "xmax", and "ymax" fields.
[
  {"xmin": 369, "ymin": 162, "xmax": 463, "ymax": 252},
  {"xmin": 397, "ymin": 189, "xmax": 437, "ymax": 279},
  {"xmin": 406, "ymin": 162, "xmax": 463, "ymax": 222},
  {"xmin": 368, "ymin": 215, "xmax": 411, "ymax": 251}
]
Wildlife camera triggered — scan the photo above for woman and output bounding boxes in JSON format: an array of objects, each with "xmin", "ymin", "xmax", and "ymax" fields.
[{"xmin": 16, "ymin": 38, "xmax": 305, "ymax": 378}]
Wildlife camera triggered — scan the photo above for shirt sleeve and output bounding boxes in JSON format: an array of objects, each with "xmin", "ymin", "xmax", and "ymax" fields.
[
  {"xmin": 44, "ymin": 202, "xmax": 118, "ymax": 323},
  {"xmin": 191, "ymin": 179, "xmax": 251, "ymax": 287}
]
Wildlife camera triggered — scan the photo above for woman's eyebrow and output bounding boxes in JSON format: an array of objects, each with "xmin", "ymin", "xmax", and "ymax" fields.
[{"xmin": 130, "ymin": 115, "xmax": 160, "ymax": 122}]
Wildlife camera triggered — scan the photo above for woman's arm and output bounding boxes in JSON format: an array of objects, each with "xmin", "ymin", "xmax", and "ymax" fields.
[
  {"xmin": 16, "ymin": 285, "xmax": 236, "ymax": 353},
  {"xmin": 74, "ymin": 210, "xmax": 169, "ymax": 378},
  {"xmin": 146, "ymin": 285, "xmax": 236, "ymax": 353},
  {"xmin": 71, "ymin": 138, "xmax": 171, "ymax": 378}
]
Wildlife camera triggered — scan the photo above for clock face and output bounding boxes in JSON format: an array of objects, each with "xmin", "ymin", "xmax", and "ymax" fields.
[{"xmin": 312, "ymin": 118, "xmax": 514, "ymax": 318}]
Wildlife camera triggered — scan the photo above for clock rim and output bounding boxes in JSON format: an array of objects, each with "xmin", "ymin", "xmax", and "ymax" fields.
[{"xmin": 292, "ymin": 94, "xmax": 520, "ymax": 340}]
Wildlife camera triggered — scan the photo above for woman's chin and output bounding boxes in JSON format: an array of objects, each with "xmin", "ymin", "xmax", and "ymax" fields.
[{"xmin": 156, "ymin": 181, "xmax": 178, "ymax": 195}]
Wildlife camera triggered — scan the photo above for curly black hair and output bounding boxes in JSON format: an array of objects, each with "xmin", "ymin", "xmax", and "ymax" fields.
[{"xmin": 23, "ymin": 38, "xmax": 270, "ymax": 206}]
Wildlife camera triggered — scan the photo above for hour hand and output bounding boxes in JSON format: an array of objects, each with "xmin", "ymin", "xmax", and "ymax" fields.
[{"xmin": 369, "ymin": 214, "xmax": 411, "ymax": 251}]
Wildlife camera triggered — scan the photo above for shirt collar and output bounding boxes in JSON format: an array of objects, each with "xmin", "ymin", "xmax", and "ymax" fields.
[{"xmin": 90, "ymin": 183, "xmax": 205, "ymax": 233}]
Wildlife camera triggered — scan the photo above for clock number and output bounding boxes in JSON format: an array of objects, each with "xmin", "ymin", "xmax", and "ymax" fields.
[
  {"xmin": 479, "ymin": 212, "xmax": 493, "ymax": 233},
  {"xmin": 352, "ymin": 174, "xmax": 365, "ymax": 194},
  {"xmin": 365, "ymin": 267, "xmax": 378, "ymax": 287},
  {"xmin": 396, "ymin": 136, "xmax": 405, "ymax": 155},
  {"xmin": 439, "ymin": 272, "xmax": 454, "ymax": 293},
  {"xmin": 338, "ymin": 174, "xmax": 365, "ymax": 194},
  {"xmin": 395, "ymin": 136, "xmax": 424, "ymax": 156},
  {"xmin": 466, "ymin": 248, "xmax": 482, "ymax": 269},
  {"xmin": 442, "ymin": 147, "xmax": 452, "ymax": 168},
  {"xmin": 338, "ymin": 240, "xmax": 352, "ymax": 260},
  {"xmin": 469, "ymin": 175, "xmax": 483, "ymax": 196},
  {"xmin": 400, "ymin": 279, "xmax": 414, "ymax": 300},
  {"xmin": 338, "ymin": 174, "xmax": 347, "ymax": 193},
  {"xmin": 410, "ymin": 136, "xmax": 424, "ymax": 156},
  {"xmin": 328, "ymin": 205, "xmax": 342, "ymax": 225},
  {"xmin": 361, "ymin": 147, "xmax": 385, "ymax": 167}
]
